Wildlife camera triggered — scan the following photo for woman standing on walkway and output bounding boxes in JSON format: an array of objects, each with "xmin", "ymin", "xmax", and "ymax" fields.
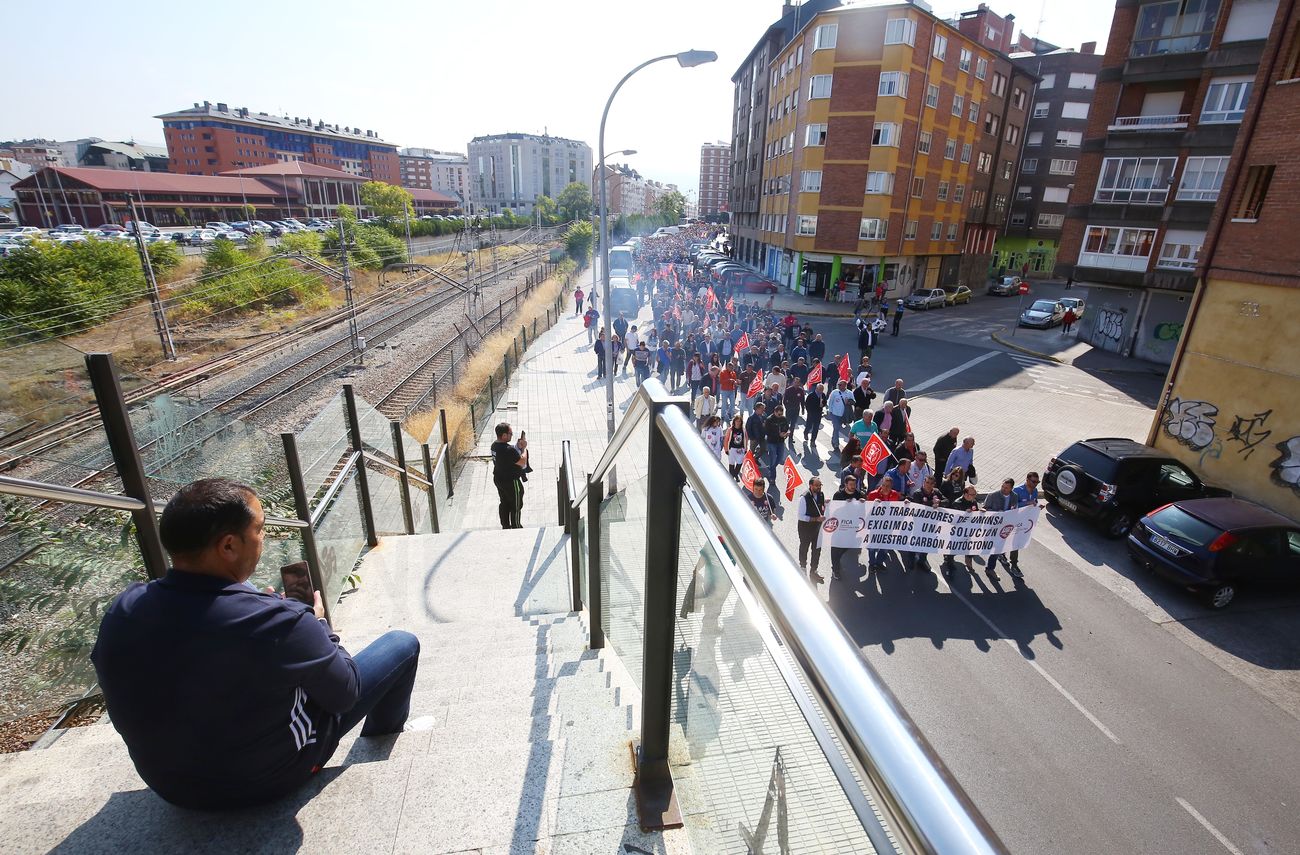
[
  {"xmin": 702, "ymin": 415, "xmax": 724, "ymax": 458},
  {"xmin": 724, "ymin": 415, "xmax": 746, "ymax": 479}
]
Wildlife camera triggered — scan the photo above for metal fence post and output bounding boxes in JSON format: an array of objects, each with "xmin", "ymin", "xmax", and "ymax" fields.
[
  {"xmin": 85, "ymin": 353, "xmax": 168, "ymax": 581},
  {"xmin": 281, "ymin": 432, "xmax": 330, "ymax": 625},
  {"xmin": 343, "ymin": 384, "xmax": 379, "ymax": 547},
  {"xmin": 422, "ymin": 443, "xmax": 440, "ymax": 534},
  {"xmin": 390, "ymin": 421, "xmax": 416, "ymax": 535},
  {"xmin": 557, "ymin": 449, "xmax": 568, "ymax": 529},
  {"xmin": 635, "ymin": 395, "xmax": 691, "ymax": 831},
  {"xmin": 440, "ymin": 409, "xmax": 454, "ymax": 498},
  {"xmin": 568, "ymin": 492, "xmax": 581, "ymax": 611},
  {"xmin": 587, "ymin": 473, "xmax": 604, "ymax": 649},
  {"xmin": 487, "ymin": 375, "xmax": 495, "ymax": 410}
]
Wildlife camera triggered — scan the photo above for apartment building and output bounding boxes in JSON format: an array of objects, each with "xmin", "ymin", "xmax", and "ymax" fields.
[
  {"xmin": 467, "ymin": 132, "xmax": 592, "ymax": 217},
  {"xmin": 996, "ymin": 40, "xmax": 1103, "ymax": 277},
  {"xmin": 1056, "ymin": 0, "xmax": 1282, "ymax": 363},
  {"xmin": 755, "ymin": 1, "xmax": 1030, "ymax": 296},
  {"xmin": 1147, "ymin": 2, "xmax": 1300, "ymax": 520},
  {"xmin": 399, "ymin": 148, "xmax": 469, "ymax": 203},
  {"xmin": 698, "ymin": 142, "xmax": 729, "ymax": 217}
]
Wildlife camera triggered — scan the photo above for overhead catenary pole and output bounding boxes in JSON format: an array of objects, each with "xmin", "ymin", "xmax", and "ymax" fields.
[
  {"xmin": 129, "ymin": 196, "xmax": 176, "ymax": 360},
  {"xmin": 338, "ymin": 218, "xmax": 363, "ymax": 364}
]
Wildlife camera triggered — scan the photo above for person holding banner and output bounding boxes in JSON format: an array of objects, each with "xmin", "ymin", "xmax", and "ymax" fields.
[
  {"xmin": 983, "ymin": 479, "xmax": 1020, "ymax": 580},
  {"xmin": 941, "ymin": 482, "xmax": 982, "ymax": 576},
  {"xmin": 866, "ymin": 476, "xmax": 904, "ymax": 571},
  {"xmin": 724, "ymin": 415, "xmax": 747, "ymax": 480},
  {"xmin": 907, "ymin": 475, "xmax": 945, "ymax": 572},
  {"xmin": 830, "ymin": 475, "xmax": 865, "ymax": 579},
  {"xmin": 796, "ymin": 477, "xmax": 827, "ymax": 583},
  {"xmin": 1006, "ymin": 472, "xmax": 1044, "ymax": 579}
]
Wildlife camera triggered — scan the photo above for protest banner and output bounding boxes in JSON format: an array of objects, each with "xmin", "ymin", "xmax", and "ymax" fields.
[{"xmin": 817, "ymin": 500, "xmax": 1040, "ymax": 556}]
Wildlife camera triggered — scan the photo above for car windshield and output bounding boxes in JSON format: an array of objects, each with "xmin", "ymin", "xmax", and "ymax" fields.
[
  {"xmin": 1149, "ymin": 505, "xmax": 1222, "ymax": 546},
  {"xmin": 1029, "ymin": 301, "xmax": 1056, "ymax": 312}
]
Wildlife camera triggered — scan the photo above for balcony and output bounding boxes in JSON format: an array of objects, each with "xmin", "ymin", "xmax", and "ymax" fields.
[{"xmin": 1108, "ymin": 114, "xmax": 1189, "ymax": 132}]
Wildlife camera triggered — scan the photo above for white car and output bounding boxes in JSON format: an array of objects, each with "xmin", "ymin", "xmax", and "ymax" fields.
[
  {"xmin": 0, "ymin": 234, "xmax": 33, "ymax": 256},
  {"xmin": 8, "ymin": 226, "xmax": 41, "ymax": 238},
  {"xmin": 1059, "ymin": 297, "xmax": 1086, "ymax": 319}
]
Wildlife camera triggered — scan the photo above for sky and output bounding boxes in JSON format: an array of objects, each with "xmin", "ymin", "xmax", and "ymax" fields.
[{"xmin": 4, "ymin": 0, "xmax": 1116, "ymax": 198}]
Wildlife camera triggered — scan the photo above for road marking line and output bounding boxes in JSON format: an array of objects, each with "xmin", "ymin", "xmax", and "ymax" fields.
[
  {"xmin": 1176, "ymin": 798, "xmax": 1245, "ymax": 855},
  {"xmin": 935, "ymin": 574, "xmax": 1122, "ymax": 744},
  {"xmin": 909, "ymin": 351, "xmax": 1001, "ymax": 393}
]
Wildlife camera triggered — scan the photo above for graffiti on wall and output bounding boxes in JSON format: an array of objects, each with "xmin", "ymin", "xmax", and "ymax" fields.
[
  {"xmin": 1153, "ymin": 322, "xmax": 1183, "ymax": 343},
  {"xmin": 1095, "ymin": 307, "xmax": 1126, "ymax": 345},
  {"xmin": 1163, "ymin": 397, "xmax": 1218, "ymax": 450},
  {"xmin": 1165, "ymin": 397, "xmax": 1298, "ymax": 502},
  {"xmin": 1225, "ymin": 410, "xmax": 1273, "ymax": 460},
  {"xmin": 1271, "ymin": 437, "xmax": 1300, "ymax": 497}
]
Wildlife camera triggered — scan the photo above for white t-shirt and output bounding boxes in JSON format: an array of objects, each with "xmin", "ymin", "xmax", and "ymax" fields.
[{"xmin": 626, "ymin": 330, "xmax": 639, "ymax": 350}]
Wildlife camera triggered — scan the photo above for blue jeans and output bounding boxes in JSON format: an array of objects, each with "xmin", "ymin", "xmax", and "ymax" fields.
[
  {"xmin": 767, "ymin": 441, "xmax": 785, "ymax": 477},
  {"xmin": 336, "ymin": 630, "xmax": 421, "ymax": 738},
  {"xmin": 721, "ymin": 389, "xmax": 737, "ymax": 420},
  {"xmin": 828, "ymin": 414, "xmax": 845, "ymax": 447}
]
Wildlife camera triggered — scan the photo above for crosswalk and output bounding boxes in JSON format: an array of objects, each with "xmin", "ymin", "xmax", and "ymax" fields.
[{"xmin": 1002, "ymin": 352, "xmax": 1139, "ymax": 406}]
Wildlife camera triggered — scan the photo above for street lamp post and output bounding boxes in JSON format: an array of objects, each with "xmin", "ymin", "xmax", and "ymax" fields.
[
  {"xmin": 598, "ymin": 49, "xmax": 717, "ymax": 493},
  {"xmin": 593, "ymin": 148, "xmax": 638, "ymax": 300}
]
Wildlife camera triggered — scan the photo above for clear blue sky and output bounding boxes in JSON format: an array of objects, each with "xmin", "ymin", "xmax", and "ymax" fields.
[{"xmin": 3, "ymin": 0, "xmax": 1114, "ymax": 196}]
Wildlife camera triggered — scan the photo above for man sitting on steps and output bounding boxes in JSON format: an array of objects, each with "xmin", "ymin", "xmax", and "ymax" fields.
[{"xmin": 91, "ymin": 478, "xmax": 421, "ymax": 810}]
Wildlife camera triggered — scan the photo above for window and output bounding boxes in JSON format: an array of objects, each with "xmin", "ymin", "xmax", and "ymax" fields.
[
  {"xmin": 976, "ymin": 151, "xmax": 993, "ymax": 173},
  {"xmin": 938, "ymin": 181, "xmax": 950, "ymax": 200},
  {"xmin": 976, "ymin": 58, "xmax": 988, "ymax": 80},
  {"xmin": 1003, "ymin": 160, "xmax": 1014, "ymax": 179},
  {"xmin": 953, "ymin": 184, "xmax": 966, "ymax": 203},
  {"xmin": 1010, "ymin": 212, "xmax": 1028, "ymax": 226},
  {"xmin": 947, "ymin": 222, "xmax": 960, "ymax": 240},
  {"xmin": 1033, "ymin": 102, "xmax": 1050, "ymax": 118},
  {"xmin": 859, "ymin": 218, "xmax": 889, "ymax": 240},
  {"xmin": 1095, "ymin": 156, "xmax": 1178, "ymax": 203},
  {"xmin": 1016, "ymin": 185, "xmax": 1033, "ymax": 200},
  {"xmin": 931, "ymin": 221, "xmax": 943, "ymax": 239},
  {"xmin": 1012, "ymin": 88, "xmax": 1026, "ymax": 110},
  {"xmin": 1037, "ymin": 213, "xmax": 1065, "ymax": 228},
  {"xmin": 797, "ymin": 215, "xmax": 818, "ymax": 235},
  {"xmin": 814, "ymin": 23, "xmax": 838, "ymax": 50},
  {"xmin": 1281, "ymin": 21, "xmax": 1300, "ymax": 81},
  {"xmin": 969, "ymin": 100, "xmax": 981, "ymax": 122},
  {"xmin": 1234, "ymin": 164, "xmax": 1274, "ymax": 220},
  {"xmin": 1005, "ymin": 124, "xmax": 1021, "ymax": 145},
  {"xmin": 1069, "ymin": 72, "xmax": 1097, "ymax": 90},
  {"xmin": 912, "ymin": 177, "xmax": 925, "ymax": 197},
  {"xmin": 1081, "ymin": 225, "xmax": 1158, "ymax": 270},
  {"xmin": 905, "ymin": 219, "xmax": 919, "ymax": 239},
  {"xmin": 1040, "ymin": 73, "xmax": 1056, "ymax": 89},
  {"xmin": 944, "ymin": 138, "xmax": 957, "ymax": 159},
  {"xmin": 1132, "ymin": 0, "xmax": 1223, "ymax": 57},
  {"xmin": 984, "ymin": 113, "xmax": 1001, "ymax": 135},
  {"xmin": 1224, "ymin": 0, "xmax": 1283, "ymax": 42},
  {"xmin": 1042, "ymin": 186, "xmax": 1070, "ymax": 203},
  {"xmin": 866, "ymin": 171, "xmax": 894, "ymax": 194},
  {"xmin": 806, "ymin": 123, "xmax": 828, "ymax": 146},
  {"xmin": 1178, "ymin": 156, "xmax": 1230, "ymax": 201},
  {"xmin": 970, "ymin": 189, "xmax": 986, "ymax": 209},
  {"xmin": 1062, "ymin": 102, "xmax": 1091, "ymax": 120},
  {"xmin": 1202, "ymin": 76, "xmax": 1253, "ymax": 122},
  {"xmin": 933, "ymin": 33, "xmax": 948, "ymax": 59},
  {"xmin": 879, "ymin": 71, "xmax": 909, "ymax": 97},
  {"xmin": 926, "ymin": 84, "xmax": 940, "ymax": 108},
  {"xmin": 1157, "ymin": 229, "xmax": 1206, "ymax": 269},
  {"xmin": 1056, "ymin": 130, "xmax": 1082, "ymax": 146},
  {"xmin": 953, "ymin": 94, "xmax": 965, "ymax": 116},
  {"xmin": 797, "ymin": 45, "xmax": 803, "ymax": 64},
  {"xmin": 872, "ymin": 122, "xmax": 900, "ymax": 146},
  {"xmin": 1027, "ymin": 131, "xmax": 1044, "ymax": 146},
  {"xmin": 1049, "ymin": 158, "xmax": 1077, "ymax": 175},
  {"xmin": 809, "ymin": 75, "xmax": 832, "ymax": 99},
  {"xmin": 918, "ymin": 131, "xmax": 933, "ymax": 154},
  {"xmin": 959, "ymin": 48, "xmax": 972, "ymax": 72},
  {"xmin": 991, "ymin": 73, "xmax": 1007, "ymax": 97},
  {"xmin": 960, "ymin": 143, "xmax": 972, "ymax": 163},
  {"xmin": 885, "ymin": 18, "xmax": 917, "ymax": 46},
  {"xmin": 800, "ymin": 170, "xmax": 823, "ymax": 192}
]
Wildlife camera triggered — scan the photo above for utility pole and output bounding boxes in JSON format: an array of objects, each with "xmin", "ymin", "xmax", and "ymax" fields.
[
  {"xmin": 338, "ymin": 218, "xmax": 363, "ymax": 365},
  {"xmin": 129, "ymin": 196, "xmax": 176, "ymax": 360},
  {"xmin": 403, "ymin": 202, "xmax": 413, "ymax": 261}
]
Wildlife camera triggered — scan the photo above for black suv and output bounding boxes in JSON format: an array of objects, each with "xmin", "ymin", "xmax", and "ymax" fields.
[{"xmin": 1043, "ymin": 438, "xmax": 1230, "ymax": 538}]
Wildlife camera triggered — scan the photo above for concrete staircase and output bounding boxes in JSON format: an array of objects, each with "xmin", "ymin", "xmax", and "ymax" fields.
[{"xmin": 0, "ymin": 527, "xmax": 691, "ymax": 854}]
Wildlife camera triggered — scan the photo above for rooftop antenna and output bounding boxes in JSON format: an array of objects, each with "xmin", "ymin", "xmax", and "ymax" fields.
[{"xmin": 1036, "ymin": 0, "xmax": 1047, "ymax": 40}]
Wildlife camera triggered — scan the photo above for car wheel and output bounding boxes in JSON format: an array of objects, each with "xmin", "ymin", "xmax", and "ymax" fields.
[
  {"xmin": 1204, "ymin": 583, "xmax": 1235, "ymax": 609},
  {"xmin": 1101, "ymin": 511, "xmax": 1135, "ymax": 539}
]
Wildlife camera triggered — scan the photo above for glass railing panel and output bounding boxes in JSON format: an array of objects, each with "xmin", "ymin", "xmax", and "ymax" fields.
[
  {"xmin": 365, "ymin": 465, "xmax": 409, "ymax": 537},
  {"xmin": 671, "ymin": 492, "xmax": 884, "ymax": 854},
  {"xmin": 410, "ymin": 479, "xmax": 433, "ymax": 535},
  {"xmin": 431, "ymin": 445, "xmax": 452, "ymax": 528},
  {"xmin": 298, "ymin": 391, "xmax": 350, "ymax": 501},
  {"xmin": 314, "ymin": 468, "xmax": 367, "ymax": 609},
  {"xmin": 576, "ymin": 514, "xmax": 588, "ymax": 609},
  {"xmin": 599, "ymin": 464, "xmax": 649, "ymax": 690}
]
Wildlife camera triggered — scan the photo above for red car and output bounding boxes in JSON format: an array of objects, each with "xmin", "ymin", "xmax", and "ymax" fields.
[{"xmin": 728, "ymin": 271, "xmax": 779, "ymax": 294}]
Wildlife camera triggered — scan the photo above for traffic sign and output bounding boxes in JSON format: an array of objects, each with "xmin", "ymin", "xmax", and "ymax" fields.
[{"xmin": 1018, "ymin": 282, "xmax": 1030, "ymax": 295}]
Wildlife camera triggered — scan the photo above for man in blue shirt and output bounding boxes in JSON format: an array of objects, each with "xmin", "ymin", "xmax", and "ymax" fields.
[
  {"xmin": 1005, "ymin": 471, "xmax": 1042, "ymax": 578},
  {"xmin": 92, "ymin": 479, "xmax": 420, "ymax": 810}
]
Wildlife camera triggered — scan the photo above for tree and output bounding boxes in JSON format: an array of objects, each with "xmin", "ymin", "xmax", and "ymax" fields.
[
  {"xmin": 359, "ymin": 181, "xmax": 414, "ymax": 220},
  {"xmin": 564, "ymin": 221, "xmax": 593, "ymax": 265},
  {"xmin": 534, "ymin": 195, "xmax": 558, "ymax": 225},
  {"xmin": 557, "ymin": 182, "xmax": 593, "ymax": 222},
  {"xmin": 654, "ymin": 190, "xmax": 687, "ymax": 224}
]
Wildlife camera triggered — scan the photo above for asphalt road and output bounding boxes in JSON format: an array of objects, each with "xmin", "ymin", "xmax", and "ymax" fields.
[{"xmin": 764, "ymin": 287, "xmax": 1300, "ymax": 854}]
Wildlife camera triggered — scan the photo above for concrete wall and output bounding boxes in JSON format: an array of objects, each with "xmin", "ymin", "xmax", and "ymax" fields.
[{"xmin": 1151, "ymin": 277, "xmax": 1300, "ymax": 521}]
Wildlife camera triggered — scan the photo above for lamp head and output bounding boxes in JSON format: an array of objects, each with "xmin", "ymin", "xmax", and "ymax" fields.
[{"xmin": 676, "ymin": 50, "xmax": 718, "ymax": 68}]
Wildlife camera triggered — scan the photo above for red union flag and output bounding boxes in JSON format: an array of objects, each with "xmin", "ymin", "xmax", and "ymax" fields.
[
  {"xmin": 806, "ymin": 362, "xmax": 823, "ymax": 385},
  {"xmin": 735, "ymin": 331, "xmax": 751, "ymax": 352},
  {"xmin": 746, "ymin": 369, "xmax": 765, "ymax": 399},
  {"xmin": 740, "ymin": 451, "xmax": 762, "ymax": 491},
  {"xmin": 783, "ymin": 456, "xmax": 804, "ymax": 501},
  {"xmin": 705, "ymin": 287, "xmax": 719, "ymax": 309},
  {"xmin": 861, "ymin": 433, "xmax": 892, "ymax": 475},
  {"xmin": 725, "ymin": 296, "xmax": 736, "ymax": 313},
  {"xmin": 837, "ymin": 353, "xmax": 852, "ymax": 383}
]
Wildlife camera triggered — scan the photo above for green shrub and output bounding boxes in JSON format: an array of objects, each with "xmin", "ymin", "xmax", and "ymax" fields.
[
  {"xmin": 278, "ymin": 231, "xmax": 324, "ymax": 259},
  {"xmin": 146, "ymin": 240, "xmax": 182, "ymax": 272},
  {"xmin": 0, "ymin": 239, "xmax": 144, "ymax": 336}
]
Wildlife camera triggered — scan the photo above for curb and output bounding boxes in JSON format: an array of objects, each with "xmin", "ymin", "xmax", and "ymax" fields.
[{"xmin": 989, "ymin": 328, "xmax": 1068, "ymax": 364}]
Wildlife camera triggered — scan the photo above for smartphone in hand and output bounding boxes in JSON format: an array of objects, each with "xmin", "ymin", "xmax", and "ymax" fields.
[{"xmin": 279, "ymin": 561, "xmax": 314, "ymax": 606}]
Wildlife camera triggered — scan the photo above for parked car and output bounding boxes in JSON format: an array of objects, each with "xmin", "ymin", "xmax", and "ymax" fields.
[
  {"xmin": 988, "ymin": 275, "xmax": 1023, "ymax": 296},
  {"xmin": 725, "ymin": 271, "xmax": 779, "ymax": 294},
  {"xmin": 1043, "ymin": 437, "xmax": 1230, "ymax": 538},
  {"xmin": 1019, "ymin": 299, "xmax": 1065, "ymax": 328},
  {"xmin": 609, "ymin": 276, "xmax": 638, "ymax": 315},
  {"xmin": 49, "ymin": 224, "xmax": 86, "ymax": 236},
  {"xmin": 182, "ymin": 229, "xmax": 219, "ymax": 246},
  {"xmin": 904, "ymin": 288, "xmax": 947, "ymax": 310},
  {"xmin": 1059, "ymin": 296, "xmax": 1086, "ymax": 318},
  {"xmin": 0, "ymin": 234, "xmax": 33, "ymax": 256},
  {"xmin": 1127, "ymin": 498, "xmax": 1300, "ymax": 608},
  {"xmin": 204, "ymin": 221, "xmax": 229, "ymax": 231},
  {"xmin": 97, "ymin": 224, "xmax": 125, "ymax": 235},
  {"xmin": 124, "ymin": 221, "xmax": 158, "ymax": 235},
  {"xmin": 944, "ymin": 285, "xmax": 972, "ymax": 306},
  {"xmin": 9, "ymin": 226, "xmax": 41, "ymax": 238}
]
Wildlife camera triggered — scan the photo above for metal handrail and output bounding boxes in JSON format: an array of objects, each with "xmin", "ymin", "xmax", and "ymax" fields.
[
  {"xmin": 362, "ymin": 450, "xmax": 434, "ymax": 488},
  {"xmin": 310, "ymin": 451, "xmax": 360, "ymax": 527},
  {"xmin": 0, "ymin": 473, "xmax": 307, "ymax": 529},
  {"xmin": 570, "ymin": 390, "xmax": 649, "ymax": 508}
]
